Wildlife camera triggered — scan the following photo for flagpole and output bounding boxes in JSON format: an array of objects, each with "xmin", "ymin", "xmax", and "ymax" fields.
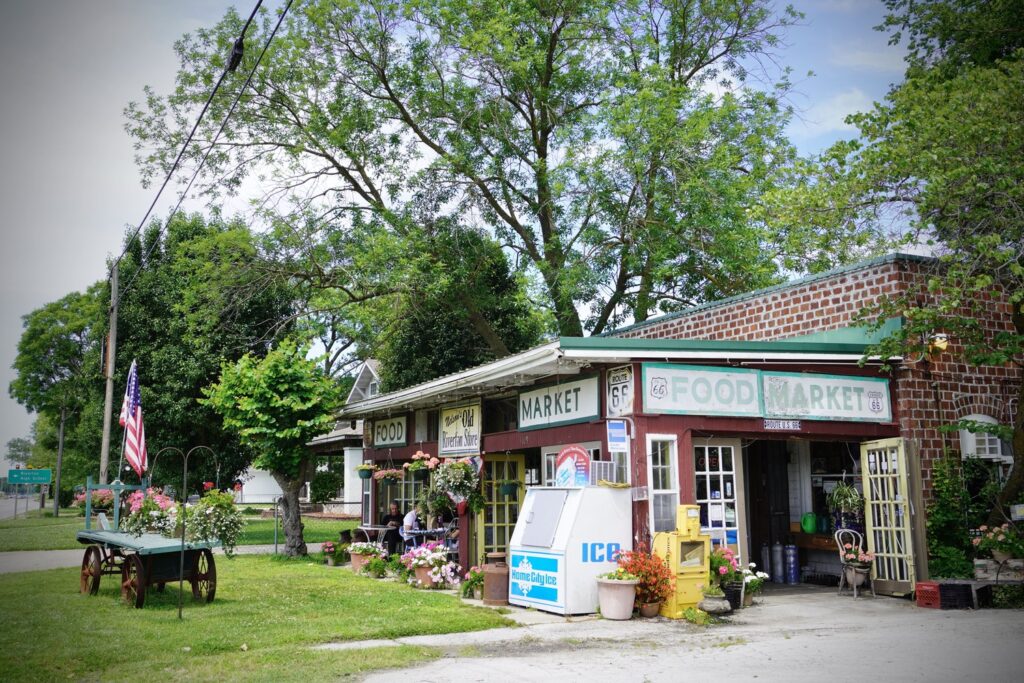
[{"xmin": 115, "ymin": 425, "xmax": 128, "ymax": 483}]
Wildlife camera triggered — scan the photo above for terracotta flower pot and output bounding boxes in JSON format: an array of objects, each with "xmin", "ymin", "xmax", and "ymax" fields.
[
  {"xmin": 639, "ymin": 601, "xmax": 661, "ymax": 618},
  {"xmin": 414, "ymin": 565, "xmax": 436, "ymax": 589},
  {"xmin": 350, "ymin": 553, "xmax": 370, "ymax": 573},
  {"xmin": 596, "ymin": 578, "xmax": 638, "ymax": 620}
]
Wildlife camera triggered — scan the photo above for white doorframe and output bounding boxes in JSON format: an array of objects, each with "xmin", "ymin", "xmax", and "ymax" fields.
[
  {"xmin": 692, "ymin": 437, "xmax": 747, "ymax": 563},
  {"xmin": 646, "ymin": 433, "xmax": 679, "ymax": 534}
]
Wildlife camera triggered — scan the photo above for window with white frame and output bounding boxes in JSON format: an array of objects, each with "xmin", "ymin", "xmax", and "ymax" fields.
[
  {"xmin": 959, "ymin": 415, "xmax": 1013, "ymax": 464},
  {"xmin": 646, "ymin": 435, "xmax": 679, "ymax": 533}
]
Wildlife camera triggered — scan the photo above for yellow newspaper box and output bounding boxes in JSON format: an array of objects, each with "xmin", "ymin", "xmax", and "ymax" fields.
[{"xmin": 652, "ymin": 505, "xmax": 711, "ymax": 618}]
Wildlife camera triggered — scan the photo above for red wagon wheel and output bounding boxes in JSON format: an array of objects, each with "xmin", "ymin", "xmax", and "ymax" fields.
[
  {"xmin": 120, "ymin": 554, "xmax": 146, "ymax": 609},
  {"xmin": 80, "ymin": 546, "xmax": 101, "ymax": 595},
  {"xmin": 190, "ymin": 549, "xmax": 216, "ymax": 603}
]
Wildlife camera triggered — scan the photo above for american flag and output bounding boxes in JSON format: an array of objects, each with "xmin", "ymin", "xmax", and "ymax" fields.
[{"xmin": 119, "ymin": 360, "xmax": 147, "ymax": 477}]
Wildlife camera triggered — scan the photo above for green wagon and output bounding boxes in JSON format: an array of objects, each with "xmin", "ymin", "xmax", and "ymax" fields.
[{"xmin": 77, "ymin": 529, "xmax": 217, "ymax": 608}]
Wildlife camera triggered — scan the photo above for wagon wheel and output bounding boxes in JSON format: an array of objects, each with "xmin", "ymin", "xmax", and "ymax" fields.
[
  {"xmin": 120, "ymin": 554, "xmax": 146, "ymax": 608},
  {"xmin": 190, "ymin": 549, "xmax": 216, "ymax": 603},
  {"xmin": 80, "ymin": 546, "xmax": 101, "ymax": 595}
]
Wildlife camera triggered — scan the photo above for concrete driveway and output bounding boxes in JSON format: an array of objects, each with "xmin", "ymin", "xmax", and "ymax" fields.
[{"xmin": 354, "ymin": 585, "xmax": 1019, "ymax": 682}]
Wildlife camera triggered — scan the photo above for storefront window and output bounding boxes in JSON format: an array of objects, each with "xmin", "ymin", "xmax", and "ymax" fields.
[
  {"xmin": 376, "ymin": 478, "xmax": 426, "ymax": 523},
  {"xmin": 647, "ymin": 435, "xmax": 678, "ymax": 533}
]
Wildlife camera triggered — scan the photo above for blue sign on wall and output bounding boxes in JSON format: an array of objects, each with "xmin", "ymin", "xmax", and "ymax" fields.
[
  {"xmin": 606, "ymin": 419, "xmax": 628, "ymax": 453},
  {"xmin": 509, "ymin": 551, "xmax": 562, "ymax": 607}
]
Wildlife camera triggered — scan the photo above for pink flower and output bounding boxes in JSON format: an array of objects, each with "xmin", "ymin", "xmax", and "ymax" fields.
[
  {"xmin": 972, "ymin": 538, "xmax": 981, "ymax": 546},
  {"xmin": 718, "ymin": 566, "xmax": 728, "ymax": 575},
  {"xmin": 844, "ymin": 543, "xmax": 853, "ymax": 549},
  {"xmin": 979, "ymin": 525, "xmax": 988, "ymax": 531}
]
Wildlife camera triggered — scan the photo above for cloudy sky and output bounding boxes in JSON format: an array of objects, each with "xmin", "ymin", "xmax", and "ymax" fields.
[{"xmin": 0, "ymin": 0, "xmax": 907, "ymax": 472}]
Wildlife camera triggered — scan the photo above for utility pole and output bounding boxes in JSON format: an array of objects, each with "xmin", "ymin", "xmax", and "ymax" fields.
[
  {"xmin": 53, "ymin": 407, "xmax": 65, "ymax": 517},
  {"xmin": 99, "ymin": 266, "xmax": 118, "ymax": 484}
]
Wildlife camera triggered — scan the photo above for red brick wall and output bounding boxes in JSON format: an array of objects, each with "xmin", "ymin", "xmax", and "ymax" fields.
[{"xmin": 613, "ymin": 255, "xmax": 1021, "ymax": 501}]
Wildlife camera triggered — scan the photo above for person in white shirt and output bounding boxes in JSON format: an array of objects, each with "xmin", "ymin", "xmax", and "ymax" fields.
[{"xmin": 400, "ymin": 506, "xmax": 421, "ymax": 548}]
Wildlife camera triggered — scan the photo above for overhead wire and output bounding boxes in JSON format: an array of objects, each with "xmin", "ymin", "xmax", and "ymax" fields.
[{"xmin": 119, "ymin": 0, "xmax": 299, "ymax": 305}]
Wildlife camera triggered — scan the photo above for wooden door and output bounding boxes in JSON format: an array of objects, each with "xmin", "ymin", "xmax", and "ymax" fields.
[
  {"xmin": 861, "ymin": 438, "xmax": 916, "ymax": 596},
  {"xmin": 475, "ymin": 453, "xmax": 525, "ymax": 563}
]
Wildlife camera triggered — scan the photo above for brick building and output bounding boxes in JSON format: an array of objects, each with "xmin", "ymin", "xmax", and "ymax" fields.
[{"xmin": 339, "ymin": 253, "xmax": 1019, "ymax": 604}]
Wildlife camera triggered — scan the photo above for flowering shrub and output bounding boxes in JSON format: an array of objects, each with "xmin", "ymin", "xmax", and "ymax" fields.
[
  {"xmin": 743, "ymin": 562, "xmax": 770, "ymax": 595},
  {"xmin": 373, "ymin": 468, "xmax": 405, "ymax": 481},
  {"xmin": 349, "ymin": 542, "xmax": 388, "ymax": 559},
  {"xmin": 972, "ymin": 523, "xmax": 1023, "ymax": 558},
  {"xmin": 122, "ymin": 488, "xmax": 177, "ymax": 537},
  {"xmin": 432, "ymin": 461, "xmax": 479, "ymax": 499},
  {"xmin": 400, "ymin": 541, "xmax": 462, "ymax": 587},
  {"xmin": 709, "ymin": 546, "xmax": 742, "ymax": 585},
  {"xmin": 842, "ymin": 543, "xmax": 876, "ymax": 567},
  {"xmin": 74, "ymin": 489, "xmax": 115, "ymax": 514},
  {"xmin": 461, "ymin": 565, "xmax": 484, "ymax": 598},
  {"xmin": 616, "ymin": 549, "xmax": 675, "ymax": 603},
  {"xmin": 203, "ymin": 481, "xmax": 215, "ymax": 491},
  {"xmin": 185, "ymin": 490, "xmax": 245, "ymax": 557},
  {"xmin": 404, "ymin": 450, "xmax": 441, "ymax": 473}
]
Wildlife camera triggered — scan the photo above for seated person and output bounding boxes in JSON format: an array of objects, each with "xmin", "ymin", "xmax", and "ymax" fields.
[
  {"xmin": 380, "ymin": 501, "xmax": 404, "ymax": 556},
  {"xmin": 400, "ymin": 505, "xmax": 422, "ymax": 547}
]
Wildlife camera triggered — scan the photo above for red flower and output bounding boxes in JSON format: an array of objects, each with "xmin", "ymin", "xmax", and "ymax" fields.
[{"xmin": 203, "ymin": 481, "xmax": 214, "ymax": 491}]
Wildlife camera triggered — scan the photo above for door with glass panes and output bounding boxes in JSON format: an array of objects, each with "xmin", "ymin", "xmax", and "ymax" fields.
[
  {"xmin": 475, "ymin": 453, "xmax": 525, "ymax": 563},
  {"xmin": 693, "ymin": 439, "xmax": 747, "ymax": 560},
  {"xmin": 646, "ymin": 434, "xmax": 680, "ymax": 534}
]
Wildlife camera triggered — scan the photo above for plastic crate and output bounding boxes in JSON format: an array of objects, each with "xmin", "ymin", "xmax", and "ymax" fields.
[
  {"xmin": 916, "ymin": 581, "xmax": 941, "ymax": 609},
  {"xmin": 939, "ymin": 582, "xmax": 974, "ymax": 610}
]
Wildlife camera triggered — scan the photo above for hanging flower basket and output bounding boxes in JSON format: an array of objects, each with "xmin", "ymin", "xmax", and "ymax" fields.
[
  {"xmin": 411, "ymin": 468, "xmax": 430, "ymax": 481},
  {"xmin": 382, "ymin": 477, "xmax": 398, "ymax": 486},
  {"xmin": 357, "ymin": 468, "xmax": 374, "ymax": 480}
]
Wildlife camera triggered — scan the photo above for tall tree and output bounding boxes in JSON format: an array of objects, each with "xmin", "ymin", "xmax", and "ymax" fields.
[
  {"xmin": 203, "ymin": 339, "xmax": 343, "ymax": 555},
  {"xmin": 5, "ymin": 437, "xmax": 32, "ymax": 466},
  {"xmin": 126, "ymin": 0, "xmax": 852, "ymax": 341},
  {"xmin": 769, "ymin": 0, "xmax": 1024, "ymax": 520}
]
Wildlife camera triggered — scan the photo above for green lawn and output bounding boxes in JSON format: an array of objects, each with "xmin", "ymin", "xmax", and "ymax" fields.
[
  {"xmin": 0, "ymin": 512, "xmax": 360, "ymax": 552},
  {"xmin": 0, "ymin": 555, "xmax": 512, "ymax": 681}
]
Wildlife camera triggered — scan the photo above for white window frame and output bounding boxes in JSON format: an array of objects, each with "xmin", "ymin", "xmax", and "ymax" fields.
[
  {"xmin": 959, "ymin": 414, "xmax": 1013, "ymax": 464},
  {"xmin": 646, "ymin": 433, "xmax": 679, "ymax": 534}
]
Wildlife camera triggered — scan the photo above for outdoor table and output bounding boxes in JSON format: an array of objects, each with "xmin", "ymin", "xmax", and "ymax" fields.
[
  {"xmin": 403, "ymin": 528, "xmax": 448, "ymax": 547},
  {"xmin": 355, "ymin": 524, "xmax": 393, "ymax": 543},
  {"xmin": 76, "ymin": 529, "xmax": 218, "ymax": 609}
]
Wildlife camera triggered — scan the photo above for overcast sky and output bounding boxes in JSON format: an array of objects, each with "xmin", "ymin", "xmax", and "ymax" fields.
[{"xmin": 0, "ymin": 0, "xmax": 907, "ymax": 472}]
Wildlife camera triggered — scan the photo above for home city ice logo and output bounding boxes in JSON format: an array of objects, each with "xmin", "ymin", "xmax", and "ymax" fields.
[{"xmin": 510, "ymin": 556, "xmax": 532, "ymax": 597}]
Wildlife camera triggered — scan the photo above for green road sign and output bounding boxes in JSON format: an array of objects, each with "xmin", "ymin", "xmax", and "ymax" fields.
[{"xmin": 8, "ymin": 469, "xmax": 51, "ymax": 485}]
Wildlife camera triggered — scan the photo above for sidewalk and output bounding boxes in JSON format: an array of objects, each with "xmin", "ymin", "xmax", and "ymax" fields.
[{"xmin": 0, "ymin": 542, "xmax": 324, "ymax": 574}]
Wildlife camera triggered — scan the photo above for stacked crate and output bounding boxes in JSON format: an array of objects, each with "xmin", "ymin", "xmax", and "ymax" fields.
[{"xmin": 915, "ymin": 581, "xmax": 940, "ymax": 609}]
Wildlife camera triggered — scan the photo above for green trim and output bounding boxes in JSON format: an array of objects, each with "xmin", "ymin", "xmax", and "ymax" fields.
[
  {"xmin": 560, "ymin": 335, "xmax": 870, "ymax": 356},
  {"xmin": 601, "ymin": 253, "xmax": 930, "ymax": 337}
]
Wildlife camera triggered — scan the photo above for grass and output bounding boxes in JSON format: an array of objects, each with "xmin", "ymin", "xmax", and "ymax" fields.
[
  {"xmin": 0, "ymin": 511, "xmax": 360, "ymax": 552},
  {"xmin": 0, "ymin": 555, "xmax": 512, "ymax": 681}
]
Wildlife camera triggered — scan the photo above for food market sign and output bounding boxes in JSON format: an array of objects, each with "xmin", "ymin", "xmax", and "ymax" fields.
[
  {"xmin": 439, "ymin": 402, "xmax": 482, "ymax": 456},
  {"xmin": 372, "ymin": 417, "xmax": 406, "ymax": 447},
  {"xmin": 642, "ymin": 364, "xmax": 891, "ymax": 423},
  {"xmin": 518, "ymin": 376, "xmax": 599, "ymax": 431}
]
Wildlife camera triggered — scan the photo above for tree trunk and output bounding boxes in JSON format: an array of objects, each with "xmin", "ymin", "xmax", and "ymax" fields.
[
  {"xmin": 272, "ymin": 471, "xmax": 307, "ymax": 556},
  {"xmin": 54, "ymin": 407, "xmax": 65, "ymax": 517}
]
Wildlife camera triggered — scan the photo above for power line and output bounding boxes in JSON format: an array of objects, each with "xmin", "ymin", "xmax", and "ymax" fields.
[
  {"xmin": 116, "ymin": 0, "xmax": 295, "ymax": 304},
  {"xmin": 111, "ymin": 0, "xmax": 264, "ymax": 276}
]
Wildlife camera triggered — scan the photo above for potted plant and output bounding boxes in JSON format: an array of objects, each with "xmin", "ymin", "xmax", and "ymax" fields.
[
  {"xmin": 362, "ymin": 556, "xmax": 388, "ymax": 578},
  {"xmin": 356, "ymin": 463, "xmax": 377, "ymax": 480},
  {"xmin": 827, "ymin": 480, "xmax": 864, "ymax": 532},
  {"xmin": 595, "ymin": 568, "xmax": 640, "ymax": 620},
  {"xmin": 404, "ymin": 450, "xmax": 440, "ymax": 481},
  {"xmin": 348, "ymin": 542, "xmax": 387, "ymax": 573},
  {"xmin": 322, "ymin": 541, "xmax": 338, "ymax": 566},
  {"xmin": 615, "ymin": 549, "xmax": 674, "ymax": 617},
  {"xmin": 698, "ymin": 583, "xmax": 731, "ymax": 615},
  {"xmin": 461, "ymin": 565, "xmax": 485, "ymax": 599},
  {"xmin": 742, "ymin": 562, "xmax": 769, "ymax": 606},
  {"xmin": 497, "ymin": 479, "xmax": 520, "ymax": 497},
  {"xmin": 841, "ymin": 544, "xmax": 875, "ymax": 588},
  {"xmin": 433, "ymin": 460, "xmax": 485, "ymax": 514},
  {"xmin": 710, "ymin": 546, "xmax": 744, "ymax": 610},
  {"xmin": 972, "ymin": 523, "xmax": 1023, "ymax": 562},
  {"xmin": 373, "ymin": 468, "xmax": 405, "ymax": 486},
  {"xmin": 400, "ymin": 541, "xmax": 461, "ymax": 589},
  {"xmin": 122, "ymin": 488, "xmax": 177, "ymax": 537}
]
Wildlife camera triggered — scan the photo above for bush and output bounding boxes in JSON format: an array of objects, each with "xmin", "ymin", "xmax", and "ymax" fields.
[
  {"xmin": 363, "ymin": 557, "xmax": 388, "ymax": 578},
  {"xmin": 309, "ymin": 471, "xmax": 343, "ymax": 504},
  {"xmin": 683, "ymin": 607, "xmax": 711, "ymax": 626},
  {"xmin": 57, "ymin": 488, "xmax": 74, "ymax": 509},
  {"xmin": 928, "ymin": 545, "xmax": 974, "ymax": 578},
  {"xmin": 992, "ymin": 585, "xmax": 1024, "ymax": 609}
]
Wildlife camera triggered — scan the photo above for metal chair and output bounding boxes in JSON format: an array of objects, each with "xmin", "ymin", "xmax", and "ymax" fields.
[{"xmin": 834, "ymin": 528, "xmax": 875, "ymax": 597}]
